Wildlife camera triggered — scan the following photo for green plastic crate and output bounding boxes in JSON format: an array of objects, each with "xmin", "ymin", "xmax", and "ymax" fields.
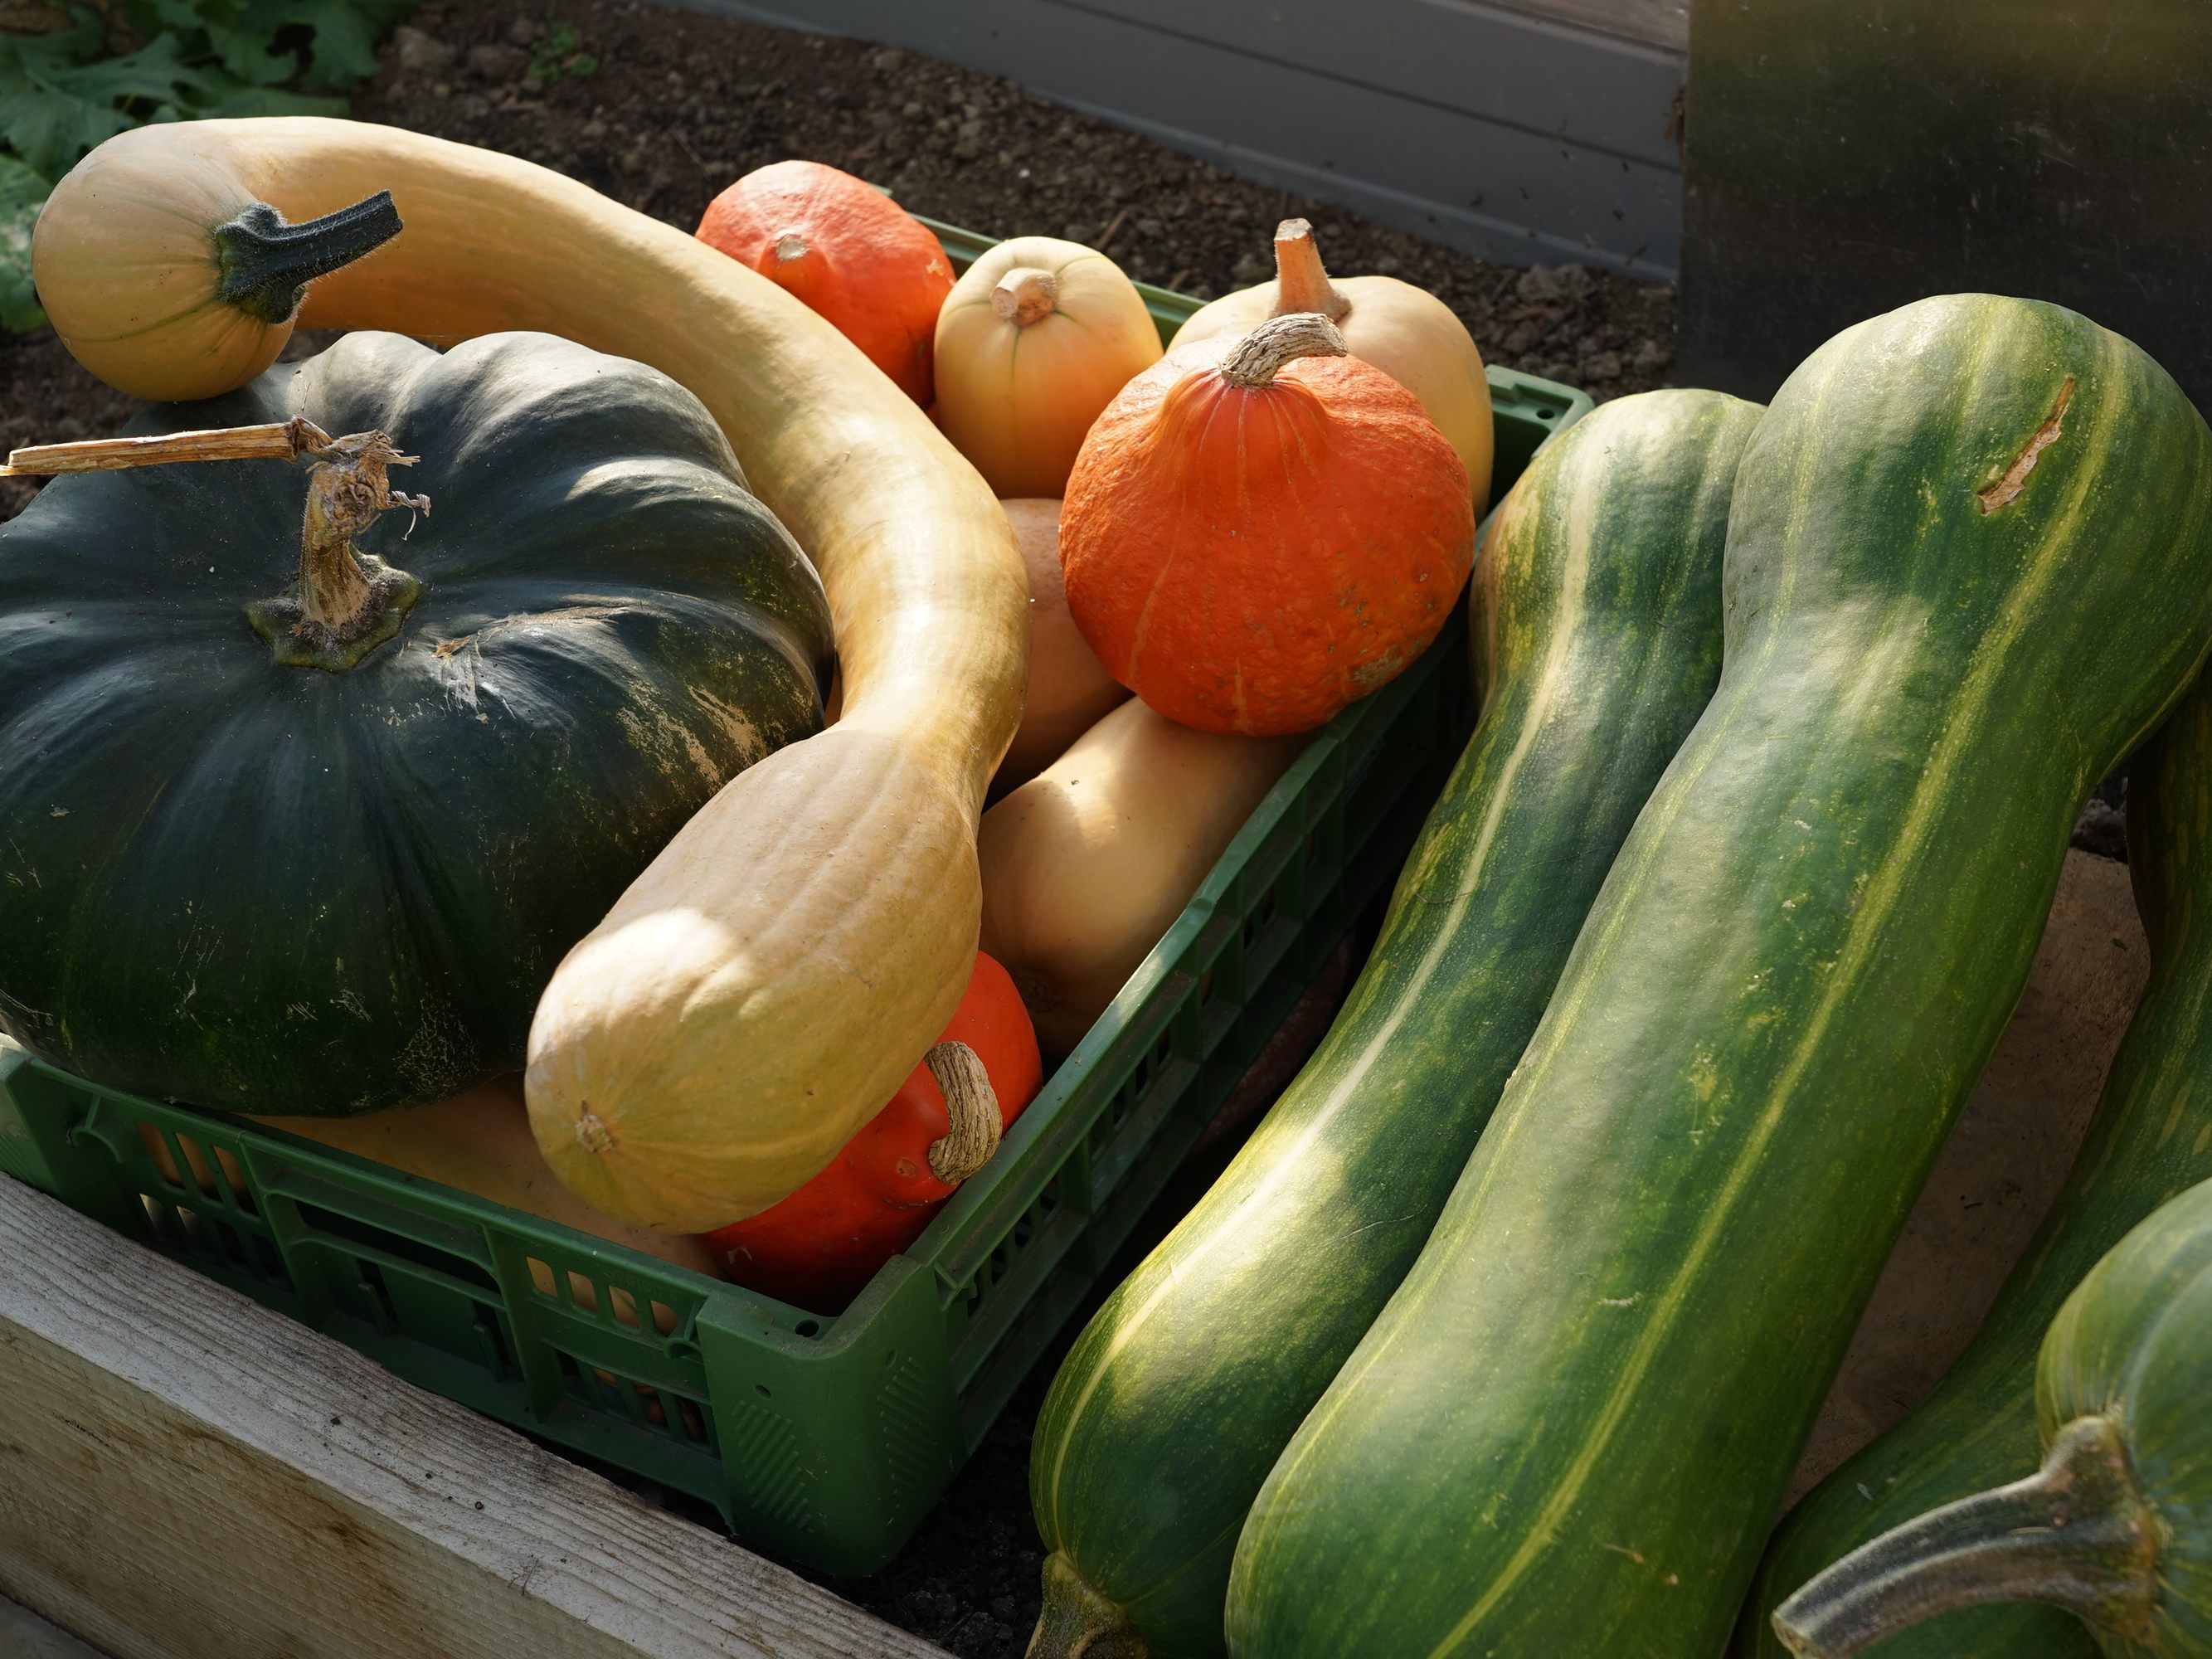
[{"xmin": 0, "ymin": 225, "xmax": 1592, "ymax": 1577}]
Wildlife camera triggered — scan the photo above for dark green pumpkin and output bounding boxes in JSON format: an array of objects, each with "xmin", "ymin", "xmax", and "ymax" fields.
[{"xmin": 0, "ymin": 329, "xmax": 834, "ymax": 1117}]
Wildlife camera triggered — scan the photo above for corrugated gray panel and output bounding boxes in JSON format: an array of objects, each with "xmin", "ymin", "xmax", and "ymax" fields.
[
  {"xmin": 659, "ymin": 0, "xmax": 1683, "ymax": 273},
  {"xmin": 1057, "ymin": 0, "xmax": 1681, "ymax": 164},
  {"xmin": 1487, "ymin": 0, "xmax": 1687, "ymax": 51}
]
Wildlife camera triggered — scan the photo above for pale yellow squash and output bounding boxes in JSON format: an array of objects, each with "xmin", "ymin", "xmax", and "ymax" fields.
[
  {"xmin": 994, "ymin": 497, "xmax": 1130, "ymax": 798},
  {"xmin": 32, "ymin": 119, "xmax": 1027, "ymax": 1231},
  {"xmin": 1171, "ymin": 218, "xmax": 1495, "ymax": 508},
  {"xmin": 979, "ymin": 699, "xmax": 1305, "ymax": 1055},
  {"xmin": 933, "ymin": 236, "xmax": 1161, "ymax": 498}
]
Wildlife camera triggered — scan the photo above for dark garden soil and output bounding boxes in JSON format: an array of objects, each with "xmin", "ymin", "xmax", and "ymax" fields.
[{"xmin": 2, "ymin": 0, "xmax": 1678, "ymax": 523}]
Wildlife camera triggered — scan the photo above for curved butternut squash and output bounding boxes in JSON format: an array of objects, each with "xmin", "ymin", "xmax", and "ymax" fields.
[
  {"xmin": 32, "ymin": 119, "xmax": 1027, "ymax": 1230},
  {"xmin": 994, "ymin": 497, "xmax": 1129, "ymax": 797},
  {"xmin": 980, "ymin": 698, "xmax": 1305, "ymax": 1054}
]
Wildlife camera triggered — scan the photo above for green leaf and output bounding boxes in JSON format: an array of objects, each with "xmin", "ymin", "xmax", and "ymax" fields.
[
  {"xmin": 0, "ymin": 1, "xmax": 418, "ymax": 189},
  {"xmin": 0, "ymin": 154, "xmax": 51, "ymax": 333}
]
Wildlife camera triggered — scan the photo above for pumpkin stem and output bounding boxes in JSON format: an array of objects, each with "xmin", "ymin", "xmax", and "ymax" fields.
[
  {"xmin": 1218, "ymin": 313, "xmax": 1350, "ymax": 389},
  {"xmin": 2, "ymin": 418, "xmax": 322, "ymax": 478},
  {"xmin": 1026, "ymin": 1553, "xmax": 1152, "ymax": 1659},
  {"xmin": 993, "ymin": 265, "xmax": 1061, "ymax": 327},
  {"xmin": 245, "ymin": 427, "xmax": 430, "ymax": 672},
  {"xmin": 774, "ymin": 231, "xmax": 809, "ymax": 263},
  {"xmin": 1771, "ymin": 1415, "xmax": 2161, "ymax": 1657},
  {"xmin": 924, "ymin": 1040, "xmax": 1002, "ymax": 1185},
  {"xmin": 214, "ymin": 192, "xmax": 403, "ymax": 325},
  {"xmin": 1271, "ymin": 219, "xmax": 1351, "ymax": 322}
]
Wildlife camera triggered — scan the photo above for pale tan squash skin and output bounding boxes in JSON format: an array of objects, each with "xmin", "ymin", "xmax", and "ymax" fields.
[
  {"xmin": 993, "ymin": 498, "xmax": 1130, "ymax": 798},
  {"xmin": 933, "ymin": 237, "xmax": 1162, "ymax": 498},
  {"xmin": 32, "ymin": 119, "xmax": 1028, "ymax": 1231},
  {"xmin": 980, "ymin": 699, "xmax": 1305, "ymax": 1055},
  {"xmin": 1171, "ymin": 219, "xmax": 1495, "ymax": 509}
]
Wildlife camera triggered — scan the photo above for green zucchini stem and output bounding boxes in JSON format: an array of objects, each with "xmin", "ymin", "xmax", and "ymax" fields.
[
  {"xmin": 214, "ymin": 192, "xmax": 403, "ymax": 324},
  {"xmin": 1026, "ymin": 1553, "xmax": 1152, "ymax": 1659},
  {"xmin": 1771, "ymin": 1414, "xmax": 2159, "ymax": 1658}
]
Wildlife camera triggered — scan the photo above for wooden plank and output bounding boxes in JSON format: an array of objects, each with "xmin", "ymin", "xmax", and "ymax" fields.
[
  {"xmin": 664, "ymin": 0, "xmax": 1682, "ymax": 272},
  {"xmin": 0, "ymin": 1177, "xmax": 941, "ymax": 1659},
  {"xmin": 3, "ymin": 1595, "xmax": 109, "ymax": 1659}
]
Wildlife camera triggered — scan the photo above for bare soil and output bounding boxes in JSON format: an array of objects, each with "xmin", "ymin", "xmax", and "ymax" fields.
[{"xmin": 2, "ymin": 0, "xmax": 1677, "ymax": 522}]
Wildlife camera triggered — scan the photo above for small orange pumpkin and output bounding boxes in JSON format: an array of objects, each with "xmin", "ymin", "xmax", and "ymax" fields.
[
  {"xmin": 705, "ymin": 952, "xmax": 1043, "ymax": 1311},
  {"xmin": 696, "ymin": 159, "xmax": 954, "ymax": 404},
  {"xmin": 1062, "ymin": 314, "xmax": 1475, "ymax": 737}
]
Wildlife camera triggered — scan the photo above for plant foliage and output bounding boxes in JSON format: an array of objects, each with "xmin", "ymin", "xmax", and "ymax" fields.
[{"xmin": 0, "ymin": 0, "xmax": 416, "ymax": 332}]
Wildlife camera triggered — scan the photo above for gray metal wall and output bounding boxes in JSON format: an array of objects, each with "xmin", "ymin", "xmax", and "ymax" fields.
[
  {"xmin": 1680, "ymin": 0, "xmax": 2212, "ymax": 405},
  {"xmin": 667, "ymin": 0, "xmax": 1687, "ymax": 275}
]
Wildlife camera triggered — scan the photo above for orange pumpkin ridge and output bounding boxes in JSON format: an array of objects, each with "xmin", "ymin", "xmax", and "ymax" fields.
[
  {"xmin": 697, "ymin": 158, "xmax": 954, "ymax": 405},
  {"xmin": 1062, "ymin": 314, "xmax": 1475, "ymax": 737}
]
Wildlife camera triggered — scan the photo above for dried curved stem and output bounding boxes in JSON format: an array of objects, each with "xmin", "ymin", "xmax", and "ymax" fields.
[
  {"xmin": 1218, "ymin": 312, "xmax": 1349, "ymax": 389},
  {"xmin": 1772, "ymin": 1415, "xmax": 2160, "ymax": 1657},
  {"xmin": 924, "ymin": 1039, "xmax": 1002, "ymax": 1184}
]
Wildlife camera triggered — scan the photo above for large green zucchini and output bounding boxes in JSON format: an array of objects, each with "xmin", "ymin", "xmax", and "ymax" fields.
[
  {"xmin": 1738, "ymin": 674, "xmax": 2212, "ymax": 1659},
  {"xmin": 1226, "ymin": 294, "xmax": 2212, "ymax": 1659},
  {"xmin": 1027, "ymin": 390, "xmax": 1763, "ymax": 1658},
  {"xmin": 1771, "ymin": 1172, "xmax": 2212, "ymax": 1657}
]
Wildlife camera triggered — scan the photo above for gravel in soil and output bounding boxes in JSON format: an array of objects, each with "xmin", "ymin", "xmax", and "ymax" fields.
[{"xmin": 3, "ymin": 0, "xmax": 1677, "ymax": 523}]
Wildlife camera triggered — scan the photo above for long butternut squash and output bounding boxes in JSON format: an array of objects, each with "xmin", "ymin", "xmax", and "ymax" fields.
[
  {"xmin": 32, "ymin": 119, "xmax": 1028, "ymax": 1230},
  {"xmin": 980, "ymin": 698, "xmax": 1305, "ymax": 1056}
]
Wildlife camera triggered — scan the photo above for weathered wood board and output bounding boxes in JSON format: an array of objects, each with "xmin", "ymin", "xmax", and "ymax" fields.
[{"xmin": 0, "ymin": 1177, "xmax": 942, "ymax": 1659}]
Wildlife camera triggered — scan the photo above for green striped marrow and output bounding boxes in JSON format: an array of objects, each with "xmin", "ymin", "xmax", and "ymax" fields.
[
  {"xmin": 1226, "ymin": 294, "xmax": 2212, "ymax": 1659},
  {"xmin": 1772, "ymin": 1172, "xmax": 2212, "ymax": 1657},
  {"xmin": 1027, "ymin": 390, "xmax": 1763, "ymax": 1658},
  {"xmin": 1738, "ymin": 674, "xmax": 2212, "ymax": 1659}
]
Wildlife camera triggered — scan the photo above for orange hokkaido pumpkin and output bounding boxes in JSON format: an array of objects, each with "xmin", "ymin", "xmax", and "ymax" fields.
[
  {"xmin": 994, "ymin": 498, "xmax": 1130, "ymax": 798},
  {"xmin": 933, "ymin": 236, "xmax": 1162, "ymax": 497},
  {"xmin": 706, "ymin": 952, "xmax": 1043, "ymax": 1311},
  {"xmin": 696, "ymin": 159, "xmax": 954, "ymax": 404},
  {"xmin": 1171, "ymin": 218, "xmax": 1495, "ymax": 508},
  {"xmin": 1062, "ymin": 314, "xmax": 1475, "ymax": 737}
]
